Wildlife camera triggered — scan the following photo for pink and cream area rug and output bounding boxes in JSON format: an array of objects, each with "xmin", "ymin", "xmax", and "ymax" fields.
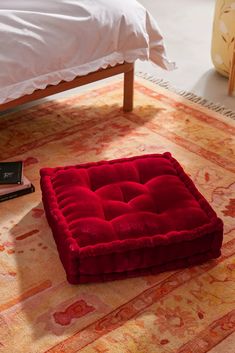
[{"xmin": 0, "ymin": 77, "xmax": 234, "ymax": 353}]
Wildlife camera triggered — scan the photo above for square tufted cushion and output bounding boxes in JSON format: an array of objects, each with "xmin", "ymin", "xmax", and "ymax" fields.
[{"xmin": 40, "ymin": 152, "xmax": 223, "ymax": 284}]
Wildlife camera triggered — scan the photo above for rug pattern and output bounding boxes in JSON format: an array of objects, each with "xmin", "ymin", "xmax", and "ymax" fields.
[{"xmin": 0, "ymin": 78, "xmax": 234, "ymax": 353}]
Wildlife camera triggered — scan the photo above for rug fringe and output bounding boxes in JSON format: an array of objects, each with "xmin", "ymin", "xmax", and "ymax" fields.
[{"xmin": 136, "ymin": 72, "xmax": 235, "ymax": 120}]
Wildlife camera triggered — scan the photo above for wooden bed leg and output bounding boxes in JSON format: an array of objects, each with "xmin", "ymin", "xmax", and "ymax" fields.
[
  {"xmin": 228, "ymin": 42, "xmax": 235, "ymax": 96},
  {"xmin": 123, "ymin": 64, "xmax": 134, "ymax": 112}
]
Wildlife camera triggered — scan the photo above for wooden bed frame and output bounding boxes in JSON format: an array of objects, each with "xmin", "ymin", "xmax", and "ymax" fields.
[{"xmin": 0, "ymin": 62, "xmax": 134, "ymax": 113}]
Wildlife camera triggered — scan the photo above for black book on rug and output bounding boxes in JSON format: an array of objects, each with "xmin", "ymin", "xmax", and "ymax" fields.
[
  {"xmin": 0, "ymin": 176, "xmax": 35, "ymax": 202},
  {"xmin": 0, "ymin": 161, "xmax": 23, "ymax": 184}
]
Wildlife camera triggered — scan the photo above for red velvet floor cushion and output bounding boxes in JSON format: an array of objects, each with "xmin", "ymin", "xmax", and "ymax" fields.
[{"xmin": 40, "ymin": 153, "xmax": 223, "ymax": 284}]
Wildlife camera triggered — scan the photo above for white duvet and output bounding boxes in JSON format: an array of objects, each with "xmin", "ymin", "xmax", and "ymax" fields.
[{"xmin": 0, "ymin": 0, "xmax": 175, "ymax": 105}]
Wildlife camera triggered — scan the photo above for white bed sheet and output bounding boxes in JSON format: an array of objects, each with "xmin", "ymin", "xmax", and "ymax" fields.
[{"xmin": 0, "ymin": 0, "xmax": 175, "ymax": 105}]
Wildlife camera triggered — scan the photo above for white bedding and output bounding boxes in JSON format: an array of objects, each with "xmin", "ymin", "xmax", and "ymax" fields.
[{"xmin": 0, "ymin": 0, "xmax": 175, "ymax": 105}]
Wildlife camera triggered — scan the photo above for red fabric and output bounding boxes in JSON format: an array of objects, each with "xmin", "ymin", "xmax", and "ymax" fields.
[{"xmin": 40, "ymin": 152, "xmax": 223, "ymax": 284}]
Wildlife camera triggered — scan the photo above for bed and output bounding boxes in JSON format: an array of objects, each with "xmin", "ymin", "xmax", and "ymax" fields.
[{"xmin": 0, "ymin": 0, "xmax": 175, "ymax": 112}]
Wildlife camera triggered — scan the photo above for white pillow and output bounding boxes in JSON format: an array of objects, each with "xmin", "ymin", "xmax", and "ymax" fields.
[{"xmin": 0, "ymin": 0, "xmax": 175, "ymax": 104}]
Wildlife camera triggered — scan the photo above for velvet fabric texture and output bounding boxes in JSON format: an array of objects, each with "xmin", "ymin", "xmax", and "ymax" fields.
[{"xmin": 40, "ymin": 152, "xmax": 223, "ymax": 284}]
